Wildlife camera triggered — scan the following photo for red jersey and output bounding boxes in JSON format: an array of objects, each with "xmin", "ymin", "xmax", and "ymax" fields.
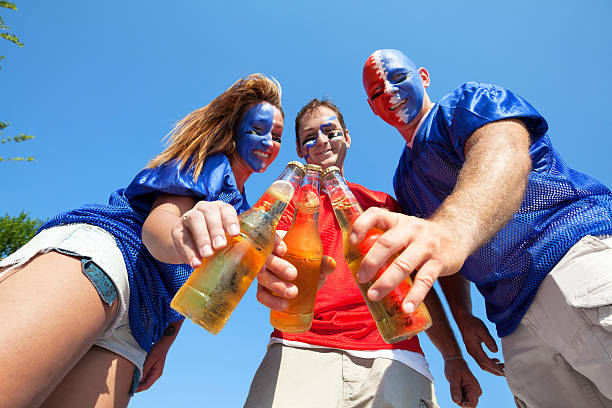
[{"xmin": 272, "ymin": 182, "xmax": 423, "ymax": 355}]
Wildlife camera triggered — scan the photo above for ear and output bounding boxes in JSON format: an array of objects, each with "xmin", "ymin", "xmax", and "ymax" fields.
[
  {"xmin": 418, "ymin": 67, "xmax": 430, "ymax": 88},
  {"xmin": 344, "ymin": 129, "xmax": 351, "ymax": 149},
  {"xmin": 367, "ymin": 97, "xmax": 378, "ymax": 116},
  {"xmin": 296, "ymin": 142, "xmax": 304, "ymax": 158}
]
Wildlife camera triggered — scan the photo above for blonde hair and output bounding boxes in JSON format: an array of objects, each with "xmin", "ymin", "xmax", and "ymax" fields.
[{"xmin": 147, "ymin": 74, "xmax": 283, "ymax": 181}]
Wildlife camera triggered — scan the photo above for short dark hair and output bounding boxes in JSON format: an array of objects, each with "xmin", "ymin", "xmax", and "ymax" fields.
[{"xmin": 294, "ymin": 98, "xmax": 347, "ymax": 147}]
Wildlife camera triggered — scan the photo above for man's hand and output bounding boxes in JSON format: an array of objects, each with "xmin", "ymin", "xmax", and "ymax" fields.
[
  {"xmin": 444, "ymin": 357, "xmax": 482, "ymax": 407},
  {"xmin": 350, "ymin": 207, "xmax": 470, "ymax": 314},
  {"xmin": 458, "ymin": 314, "xmax": 505, "ymax": 376},
  {"xmin": 256, "ymin": 232, "xmax": 336, "ymax": 311}
]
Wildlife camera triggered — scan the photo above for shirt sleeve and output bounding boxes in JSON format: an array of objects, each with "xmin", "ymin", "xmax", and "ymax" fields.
[
  {"xmin": 440, "ymin": 82, "xmax": 549, "ymax": 159},
  {"xmin": 124, "ymin": 153, "xmax": 247, "ymax": 216}
]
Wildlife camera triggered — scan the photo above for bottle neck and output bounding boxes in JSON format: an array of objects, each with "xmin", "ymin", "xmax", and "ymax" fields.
[
  {"xmin": 292, "ymin": 169, "xmax": 321, "ymax": 226},
  {"xmin": 322, "ymin": 171, "xmax": 363, "ymax": 233},
  {"xmin": 240, "ymin": 164, "xmax": 305, "ymax": 245}
]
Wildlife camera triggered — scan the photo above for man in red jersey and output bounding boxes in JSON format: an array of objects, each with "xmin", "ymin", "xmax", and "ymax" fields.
[{"xmin": 247, "ymin": 99, "xmax": 484, "ymax": 408}]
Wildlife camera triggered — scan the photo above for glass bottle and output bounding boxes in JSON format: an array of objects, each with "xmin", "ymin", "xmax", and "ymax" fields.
[
  {"xmin": 321, "ymin": 166, "xmax": 432, "ymax": 343},
  {"xmin": 270, "ymin": 164, "xmax": 323, "ymax": 332},
  {"xmin": 171, "ymin": 161, "xmax": 305, "ymax": 334}
]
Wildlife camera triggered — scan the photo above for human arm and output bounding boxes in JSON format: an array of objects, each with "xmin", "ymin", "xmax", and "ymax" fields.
[
  {"xmin": 423, "ymin": 288, "xmax": 482, "ymax": 407},
  {"xmin": 438, "ymin": 274, "xmax": 504, "ymax": 376},
  {"xmin": 351, "ymin": 118, "xmax": 532, "ymax": 313},
  {"xmin": 142, "ymin": 194, "xmax": 241, "ymax": 267},
  {"xmin": 136, "ymin": 319, "xmax": 184, "ymax": 392}
]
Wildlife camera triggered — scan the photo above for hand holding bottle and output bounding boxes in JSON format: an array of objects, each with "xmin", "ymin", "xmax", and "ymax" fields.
[
  {"xmin": 175, "ymin": 200, "xmax": 241, "ymax": 267},
  {"xmin": 256, "ymin": 250, "xmax": 336, "ymax": 312}
]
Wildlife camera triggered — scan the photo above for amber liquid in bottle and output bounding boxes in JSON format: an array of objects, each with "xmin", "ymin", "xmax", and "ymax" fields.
[
  {"xmin": 322, "ymin": 167, "xmax": 432, "ymax": 343},
  {"xmin": 270, "ymin": 165, "xmax": 323, "ymax": 332},
  {"xmin": 171, "ymin": 162, "xmax": 305, "ymax": 335}
]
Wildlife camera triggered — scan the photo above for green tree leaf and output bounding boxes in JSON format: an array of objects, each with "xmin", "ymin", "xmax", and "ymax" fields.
[
  {"xmin": 0, "ymin": 212, "xmax": 43, "ymax": 259},
  {"xmin": 1, "ymin": 2, "xmax": 36, "ymax": 162},
  {"xmin": 0, "ymin": 2, "xmax": 17, "ymax": 11}
]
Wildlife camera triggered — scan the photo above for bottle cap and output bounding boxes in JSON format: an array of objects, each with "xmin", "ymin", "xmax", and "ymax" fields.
[
  {"xmin": 304, "ymin": 164, "xmax": 322, "ymax": 173},
  {"xmin": 321, "ymin": 166, "xmax": 341, "ymax": 180},
  {"xmin": 287, "ymin": 161, "xmax": 306, "ymax": 176}
]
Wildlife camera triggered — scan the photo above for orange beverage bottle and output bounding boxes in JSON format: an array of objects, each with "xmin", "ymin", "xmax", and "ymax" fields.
[
  {"xmin": 321, "ymin": 166, "xmax": 432, "ymax": 343},
  {"xmin": 270, "ymin": 164, "xmax": 323, "ymax": 332},
  {"xmin": 171, "ymin": 161, "xmax": 305, "ymax": 335}
]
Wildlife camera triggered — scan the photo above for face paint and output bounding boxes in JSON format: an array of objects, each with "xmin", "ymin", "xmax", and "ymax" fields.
[
  {"xmin": 298, "ymin": 107, "xmax": 349, "ymax": 169},
  {"xmin": 363, "ymin": 49, "xmax": 424, "ymax": 129},
  {"xmin": 236, "ymin": 102, "xmax": 282, "ymax": 172},
  {"xmin": 303, "ymin": 115, "xmax": 343, "ymax": 160}
]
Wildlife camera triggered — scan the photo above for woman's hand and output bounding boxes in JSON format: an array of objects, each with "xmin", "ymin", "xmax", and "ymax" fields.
[
  {"xmin": 143, "ymin": 194, "xmax": 242, "ymax": 267},
  {"xmin": 174, "ymin": 200, "xmax": 241, "ymax": 267}
]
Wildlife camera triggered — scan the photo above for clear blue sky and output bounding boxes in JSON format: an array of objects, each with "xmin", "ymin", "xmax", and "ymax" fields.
[{"xmin": 2, "ymin": 1, "xmax": 611, "ymax": 407}]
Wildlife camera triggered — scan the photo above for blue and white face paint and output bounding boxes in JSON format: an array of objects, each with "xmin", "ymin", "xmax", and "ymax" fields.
[
  {"xmin": 302, "ymin": 115, "xmax": 343, "ymax": 160},
  {"xmin": 235, "ymin": 102, "xmax": 282, "ymax": 173},
  {"xmin": 297, "ymin": 107, "xmax": 350, "ymax": 169},
  {"xmin": 363, "ymin": 49, "xmax": 425, "ymax": 128}
]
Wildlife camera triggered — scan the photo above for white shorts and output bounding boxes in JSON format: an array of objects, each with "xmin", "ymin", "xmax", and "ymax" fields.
[
  {"xmin": 502, "ymin": 235, "xmax": 612, "ymax": 407},
  {"xmin": 245, "ymin": 344, "xmax": 439, "ymax": 408},
  {"xmin": 0, "ymin": 223, "xmax": 147, "ymax": 375}
]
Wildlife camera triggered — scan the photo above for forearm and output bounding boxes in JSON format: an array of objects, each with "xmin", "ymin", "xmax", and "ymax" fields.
[
  {"xmin": 438, "ymin": 274, "xmax": 473, "ymax": 332},
  {"xmin": 143, "ymin": 208, "xmax": 183, "ymax": 263},
  {"xmin": 155, "ymin": 320, "xmax": 184, "ymax": 349},
  {"xmin": 423, "ymin": 288, "xmax": 462, "ymax": 359},
  {"xmin": 432, "ymin": 119, "xmax": 531, "ymax": 256},
  {"xmin": 143, "ymin": 194, "xmax": 196, "ymax": 264}
]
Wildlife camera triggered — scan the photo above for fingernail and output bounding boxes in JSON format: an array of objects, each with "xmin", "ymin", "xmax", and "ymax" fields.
[
  {"xmin": 191, "ymin": 257, "xmax": 201, "ymax": 267},
  {"xmin": 200, "ymin": 244, "xmax": 213, "ymax": 257},
  {"xmin": 349, "ymin": 232, "xmax": 357, "ymax": 244},
  {"xmin": 403, "ymin": 302, "xmax": 415, "ymax": 314},
  {"xmin": 357, "ymin": 271, "xmax": 366, "ymax": 282},
  {"xmin": 285, "ymin": 286, "xmax": 298, "ymax": 298},
  {"xmin": 288, "ymin": 267, "xmax": 297, "ymax": 279},
  {"xmin": 452, "ymin": 394, "xmax": 460, "ymax": 403},
  {"xmin": 213, "ymin": 235, "xmax": 226, "ymax": 248},
  {"xmin": 369, "ymin": 289, "xmax": 380, "ymax": 301},
  {"xmin": 228, "ymin": 224, "xmax": 240, "ymax": 236}
]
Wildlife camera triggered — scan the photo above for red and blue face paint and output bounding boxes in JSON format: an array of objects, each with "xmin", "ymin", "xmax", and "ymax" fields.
[{"xmin": 363, "ymin": 49, "xmax": 424, "ymax": 129}]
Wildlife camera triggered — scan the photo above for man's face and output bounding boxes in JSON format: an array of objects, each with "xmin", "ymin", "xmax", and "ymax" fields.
[
  {"xmin": 363, "ymin": 49, "xmax": 424, "ymax": 129},
  {"xmin": 296, "ymin": 106, "xmax": 350, "ymax": 169},
  {"xmin": 235, "ymin": 102, "xmax": 282, "ymax": 173}
]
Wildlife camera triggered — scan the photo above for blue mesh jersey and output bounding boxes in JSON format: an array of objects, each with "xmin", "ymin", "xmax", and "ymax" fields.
[
  {"xmin": 393, "ymin": 82, "xmax": 612, "ymax": 337},
  {"xmin": 40, "ymin": 153, "xmax": 250, "ymax": 352}
]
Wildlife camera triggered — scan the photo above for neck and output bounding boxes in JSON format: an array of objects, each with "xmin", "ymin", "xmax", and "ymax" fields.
[
  {"xmin": 396, "ymin": 96, "xmax": 434, "ymax": 145},
  {"xmin": 229, "ymin": 154, "xmax": 253, "ymax": 193}
]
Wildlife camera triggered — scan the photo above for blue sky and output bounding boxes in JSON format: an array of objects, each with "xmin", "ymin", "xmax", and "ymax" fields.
[{"xmin": 2, "ymin": 1, "xmax": 611, "ymax": 407}]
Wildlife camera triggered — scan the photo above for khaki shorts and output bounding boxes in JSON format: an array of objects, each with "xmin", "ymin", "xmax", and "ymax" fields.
[
  {"xmin": 502, "ymin": 235, "xmax": 612, "ymax": 408},
  {"xmin": 0, "ymin": 224, "xmax": 147, "ymax": 378},
  {"xmin": 244, "ymin": 344, "xmax": 439, "ymax": 408}
]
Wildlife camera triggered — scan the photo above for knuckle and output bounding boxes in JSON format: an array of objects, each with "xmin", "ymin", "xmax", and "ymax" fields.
[
  {"xmin": 375, "ymin": 234, "xmax": 395, "ymax": 249},
  {"xmin": 393, "ymin": 256, "xmax": 416, "ymax": 274},
  {"xmin": 416, "ymin": 272, "xmax": 436, "ymax": 288}
]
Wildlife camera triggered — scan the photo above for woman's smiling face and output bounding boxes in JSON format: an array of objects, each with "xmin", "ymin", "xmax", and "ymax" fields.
[{"xmin": 235, "ymin": 102, "xmax": 283, "ymax": 173}]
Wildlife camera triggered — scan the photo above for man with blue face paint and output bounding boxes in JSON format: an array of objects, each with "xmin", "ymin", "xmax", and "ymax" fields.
[{"xmin": 355, "ymin": 48, "xmax": 612, "ymax": 407}]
